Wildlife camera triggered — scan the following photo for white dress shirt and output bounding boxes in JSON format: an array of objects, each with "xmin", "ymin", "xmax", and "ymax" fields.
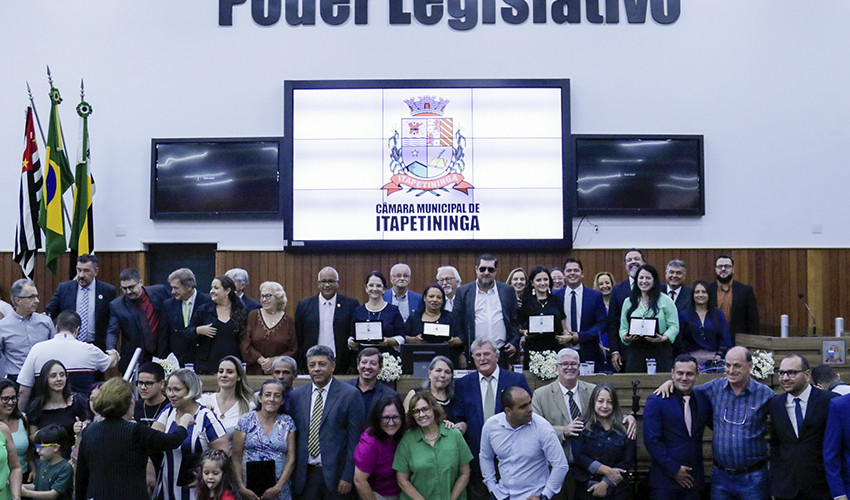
[
  {"xmin": 479, "ymin": 366, "xmax": 501, "ymax": 409},
  {"xmin": 559, "ymin": 380, "xmax": 583, "ymax": 421},
  {"xmin": 318, "ymin": 293, "xmax": 338, "ymax": 355},
  {"xmin": 785, "ymin": 384, "xmax": 812, "ymax": 437},
  {"xmin": 480, "ymin": 412, "xmax": 569, "ymax": 500},
  {"xmin": 308, "ymin": 378, "xmax": 333, "ymax": 465},
  {"xmin": 563, "ymin": 284, "xmax": 584, "ymax": 335},
  {"xmin": 474, "ymin": 284, "xmax": 507, "ymax": 348}
]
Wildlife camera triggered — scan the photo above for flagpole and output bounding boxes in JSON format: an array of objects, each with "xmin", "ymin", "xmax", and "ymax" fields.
[
  {"xmin": 46, "ymin": 66, "xmax": 75, "ymax": 231},
  {"xmin": 25, "ymin": 82, "xmax": 47, "ymax": 147}
]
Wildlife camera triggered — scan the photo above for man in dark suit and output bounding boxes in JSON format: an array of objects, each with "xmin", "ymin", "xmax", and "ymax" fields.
[
  {"xmin": 825, "ymin": 391, "xmax": 850, "ymax": 499},
  {"xmin": 452, "ymin": 253, "xmax": 520, "ymax": 367},
  {"xmin": 769, "ymin": 354, "xmax": 837, "ymax": 500},
  {"xmin": 554, "ymin": 258, "xmax": 607, "ymax": 370},
  {"xmin": 44, "ymin": 253, "xmax": 116, "ymax": 350},
  {"xmin": 382, "ymin": 262, "xmax": 422, "ymax": 322},
  {"xmin": 290, "ymin": 344, "xmax": 365, "ymax": 500},
  {"xmin": 607, "ymin": 249, "xmax": 646, "ymax": 371},
  {"xmin": 225, "ymin": 267, "xmax": 261, "ymax": 311},
  {"xmin": 708, "ymin": 254, "xmax": 760, "ymax": 343},
  {"xmin": 294, "ymin": 266, "xmax": 359, "ymax": 374},
  {"xmin": 644, "ymin": 354, "xmax": 711, "ymax": 500},
  {"xmin": 454, "ymin": 338, "xmax": 531, "ymax": 500},
  {"xmin": 106, "ymin": 268, "xmax": 172, "ymax": 372},
  {"xmin": 345, "ymin": 347, "xmax": 397, "ymax": 420},
  {"xmin": 662, "ymin": 259, "xmax": 692, "ymax": 312},
  {"xmin": 160, "ymin": 267, "xmax": 212, "ymax": 366}
]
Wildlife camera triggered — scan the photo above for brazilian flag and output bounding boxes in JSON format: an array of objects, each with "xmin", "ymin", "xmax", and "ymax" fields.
[{"xmin": 38, "ymin": 87, "xmax": 75, "ymax": 273}]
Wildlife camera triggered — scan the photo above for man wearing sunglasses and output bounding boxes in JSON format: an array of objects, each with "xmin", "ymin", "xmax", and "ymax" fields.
[
  {"xmin": 452, "ymin": 254, "xmax": 520, "ymax": 368},
  {"xmin": 655, "ymin": 346, "xmax": 773, "ymax": 500}
]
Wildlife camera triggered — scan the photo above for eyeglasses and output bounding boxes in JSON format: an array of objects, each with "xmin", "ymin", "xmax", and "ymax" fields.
[
  {"xmin": 381, "ymin": 415, "xmax": 401, "ymax": 423},
  {"xmin": 715, "ymin": 264, "xmax": 733, "ymax": 270},
  {"xmin": 136, "ymin": 380, "xmax": 159, "ymax": 388},
  {"xmin": 259, "ymin": 294, "xmax": 274, "ymax": 300},
  {"xmin": 558, "ymin": 362, "xmax": 579, "ymax": 368},
  {"xmin": 318, "ymin": 279, "xmax": 338, "ymax": 284},
  {"xmin": 35, "ymin": 443, "xmax": 60, "ymax": 450},
  {"xmin": 778, "ymin": 369, "xmax": 803, "ymax": 378},
  {"xmin": 478, "ymin": 266, "xmax": 496, "ymax": 273},
  {"xmin": 411, "ymin": 407, "xmax": 433, "ymax": 416},
  {"xmin": 120, "ymin": 283, "xmax": 140, "ymax": 292},
  {"xmin": 437, "ymin": 277, "xmax": 457, "ymax": 284},
  {"xmin": 391, "ymin": 274, "xmax": 410, "ymax": 279},
  {"xmin": 17, "ymin": 294, "xmax": 38, "ymax": 300},
  {"xmin": 0, "ymin": 396, "xmax": 17, "ymax": 404},
  {"xmin": 722, "ymin": 407, "xmax": 748, "ymax": 426}
]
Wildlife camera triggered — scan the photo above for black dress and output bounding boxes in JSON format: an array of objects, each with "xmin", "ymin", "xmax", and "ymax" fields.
[
  {"xmin": 27, "ymin": 392, "xmax": 91, "ymax": 458},
  {"xmin": 518, "ymin": 292, "xmax": 565, "ymax": 353},
  {"xmin": 193, "ymin": 303, "xmax": 243, "ymax": 374},
  {"xmin": 404, "ymin": 309, "xmax": 463, "ymax": 365}
]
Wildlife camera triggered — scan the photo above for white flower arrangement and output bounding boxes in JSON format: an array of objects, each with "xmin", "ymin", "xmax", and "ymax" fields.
[
  {"xmin": 377, "ymin": 352, "xmax": 402, "ymax": 382},
  {"xmin": 528, "ymin": 350, "xmax": 558, "ymax": 380},
  {"xmin": 750, "ymin": 350, "xmax": 775, "ymax": 380},
  {"xmin": 152, "ymin": 353, "xmax": 180, "ymax": 380}
]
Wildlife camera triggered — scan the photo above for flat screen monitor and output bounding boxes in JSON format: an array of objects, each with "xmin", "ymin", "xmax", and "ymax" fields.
[
  {"xmin": 401, "ymin": 343, "xmax": 454, "ymax": 377},
  {"xmin": 573, "ymin": 135, "xmax": 705, "ymax": 216},
  {"xmin": 283, "ymin": 79, "xmax": 572, "ymax": 250},
  {"xmin": 150, "ymin": 137, "xmax": 283, "ymax": 220}
]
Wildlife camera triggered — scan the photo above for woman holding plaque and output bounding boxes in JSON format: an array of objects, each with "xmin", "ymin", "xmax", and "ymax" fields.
[
  {"xmin": 349, "ymin": 271, "xmax": 407, "ymax": 352},
  {"xmin": 618, "ymin": 264, "xmax": 679, "ymax": 373},
  {"xmin": 518, "ymin": 266, "xmax": 565, "ymax": 356},
  {"xmin": 404, "ymin": 285, "xmax": 463, "ymax": 362}
]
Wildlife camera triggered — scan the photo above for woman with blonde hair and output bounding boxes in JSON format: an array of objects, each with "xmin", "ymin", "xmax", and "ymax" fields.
[{"xmin": 241, "ymin": 281, "xmax": 297, "ymax": 375}]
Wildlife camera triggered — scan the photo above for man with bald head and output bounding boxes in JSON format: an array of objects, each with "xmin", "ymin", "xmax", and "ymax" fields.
[
  {"xmin": 295, "ymin": 267, "xmax": 359, "ymax": 373},
  {"xmin": 657, "ymin": 346, "xmax": 773, "ymax": 500},
  {"xmin": 383, "ymin": 262, "xmax": 422, "ymax": 321}
]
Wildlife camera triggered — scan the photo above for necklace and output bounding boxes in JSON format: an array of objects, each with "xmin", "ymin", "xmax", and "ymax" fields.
[{"xmin": 143, "ymin": 399, "xmax": 168, "ymax": 423}]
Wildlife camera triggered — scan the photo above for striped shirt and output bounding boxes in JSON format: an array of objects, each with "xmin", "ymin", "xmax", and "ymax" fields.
[
  {"xmin": 156, "ymin": 404, "xmax": 227, "ymax": 500},
  {"xmin": 697, "ymin": 376, "xmax": 773, "ymax": 470}
]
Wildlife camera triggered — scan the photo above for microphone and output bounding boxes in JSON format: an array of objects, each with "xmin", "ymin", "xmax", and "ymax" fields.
[{"xmin": 799, "ymin": 293, "xmax": 818, "ymax": 336}]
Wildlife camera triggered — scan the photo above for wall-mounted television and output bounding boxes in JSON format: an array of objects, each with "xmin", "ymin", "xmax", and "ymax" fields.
[
  {"xmin": 283, "ymin": 78, "xmax": 572, "ymax": 251},
  {"xmin": 573, "ymin": 134, "xmax": 705, "ymax": 216},
  {"xmin": 150, "ymin": 137, "xmax": 283, "ymax": 220}
]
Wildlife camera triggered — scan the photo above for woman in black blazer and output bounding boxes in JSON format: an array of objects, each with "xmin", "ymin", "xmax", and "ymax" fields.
[{"xmin": 75, "ymin": 378, "xmax": 194, "ymax": 500}]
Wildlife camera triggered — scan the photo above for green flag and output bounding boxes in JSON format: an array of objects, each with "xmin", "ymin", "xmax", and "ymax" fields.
[
  {"xmin": 70, "ymin": 99, "xmax": 94, "ymax": 255},
  {"xmin": 37, "ymin": 87, "xmax": 75, "ymax": 273}
]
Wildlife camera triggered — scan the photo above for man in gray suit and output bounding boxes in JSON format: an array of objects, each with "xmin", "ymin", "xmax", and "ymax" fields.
[
  {"xmin": 532, "ymin": 348, "xmax": 635, "ymax": 500},
  {"xmin": 289, "ymin": 345, "xmax": 365, "ymax": 499}
]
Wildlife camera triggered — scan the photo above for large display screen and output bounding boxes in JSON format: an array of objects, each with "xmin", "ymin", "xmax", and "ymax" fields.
[
  {"xmin": 151, "ymin": 138, "xmax": 283, "ymax": 220},
  {"xmin": 283, "ymin": 79, "xmax": 572, "ymax": 250},
  {"xmin": 573, "ymin": 135, "xmax": 705, "ymax": 216}
]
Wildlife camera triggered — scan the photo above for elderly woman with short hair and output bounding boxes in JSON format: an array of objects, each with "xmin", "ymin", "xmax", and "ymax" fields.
[
  {"xmin": 75, "ymin": 378, "xmax": 194, "ymax": 500},
  {"xmin": 241, "ymin": 281, "xmax": 297, "ymax": 376},
  {"xmin": 153, "ymin": 369, "xmax": 228, "ymax": 499}
]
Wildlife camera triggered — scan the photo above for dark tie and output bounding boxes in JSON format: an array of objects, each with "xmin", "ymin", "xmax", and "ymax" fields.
[
  {"xmin": 669, "ymin": 289, "xmax": 676, "ymax": 303},
  {"xmin": 567, "ymin": 390, "xmax": 581, "ymax": 421},
  {"xmin": 570, "ymin": 291, "xmax": 578, "ymax": 332},
  {"xmin": 794, "ymin": 397, "xmax": 804, "ymax": 437}
]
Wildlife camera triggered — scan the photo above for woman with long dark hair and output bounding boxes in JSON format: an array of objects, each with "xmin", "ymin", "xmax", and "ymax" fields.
[
  {"xmin": 571, "ymin": 384, "xmax": 636, "ymax": 500},
  {"xmin": 26, "ymin": 360, "xmax": 90, "ymax": 459},
  {"xmin": 0, "ymin": 380, "xmax": 33, "ymax": 481},
  {"xmin": 354, "ymin": 395, "xmax": 407, "ymax": 500},
  {"xmin": 676, "ymin": 281, "xmax": 732, "ymax": 366},
  {"xmin": 618, "ymin": 264, "xmax": 679, "ymax": 373},
  {"xmin": 194, "ymin": 275, "xmax": 249, "ymax": 374},
  {"xmin": 518, "ymin": 266, "xmax": 566, "ymax": 355}
]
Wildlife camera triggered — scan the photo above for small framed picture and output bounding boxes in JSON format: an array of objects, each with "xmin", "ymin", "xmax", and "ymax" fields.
[
  {"xmin": 529, "ymin": 315, "xmax": 555, "ymax": 334},
  {"xmin": 629, "ymin": 317, "xmax": 657, "ymax": 337},
  {"xmin": 823, "ymin": 340, "xmax": 845, "ymax": 365},
  {"xmin": 355, "ymin": 322, "xmax": 383, "ymax": 341},
  {"xmin": 423, "ymin": 323, "xmax": 450, "ymax": 337}
]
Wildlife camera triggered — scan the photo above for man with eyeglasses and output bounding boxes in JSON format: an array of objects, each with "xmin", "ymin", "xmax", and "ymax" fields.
[
  {"xmin": 767, "ymin": 354, "xmax": 836, "ymax": 500},
  {"xmin": 105, "ymin": 268, "xmax": 172, "ymax": 372},
  {"xmin": 436, "ymin": 266, "xmax": 462, "ymax": 311},
  {"xmin": 133, "ymin": 361, "xmax": 168, "ymax": 426},
  {"xmin": 656, "ymin": 346, "xmax": 773, "ymax": 500},
  {"xmin": 383, "ymin": 263, "xmax": 422, "ymax": 322},
  {"xmin": 480, "ymin": 385, "xmax": 568, "ymax": 500},
  {"xmin": 0, "ymin": 278, "xmax": 56, "ymax": 382},
  {"xmin": 532, "ymin": 348, "xmax": 635, "ymax": 500},
  {"xmin": 294, "ymin": 267, "xmax": 359, "ymax": 374},
  {"xmin": 16, "ymin": 310, "xmax": 118, "ymax": 410},
  {"xmin": 707, "ymin": 254, "xmax": 760, "ymax": 344},
  {"xmin": 453, "ymin": 254, "xmax": 520, "ymax": 367}
]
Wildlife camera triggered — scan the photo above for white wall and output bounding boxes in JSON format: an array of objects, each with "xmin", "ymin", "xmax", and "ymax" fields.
[{"xmin": 1, "ymin": 0, "xmax": 848, "ymax": 251}]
